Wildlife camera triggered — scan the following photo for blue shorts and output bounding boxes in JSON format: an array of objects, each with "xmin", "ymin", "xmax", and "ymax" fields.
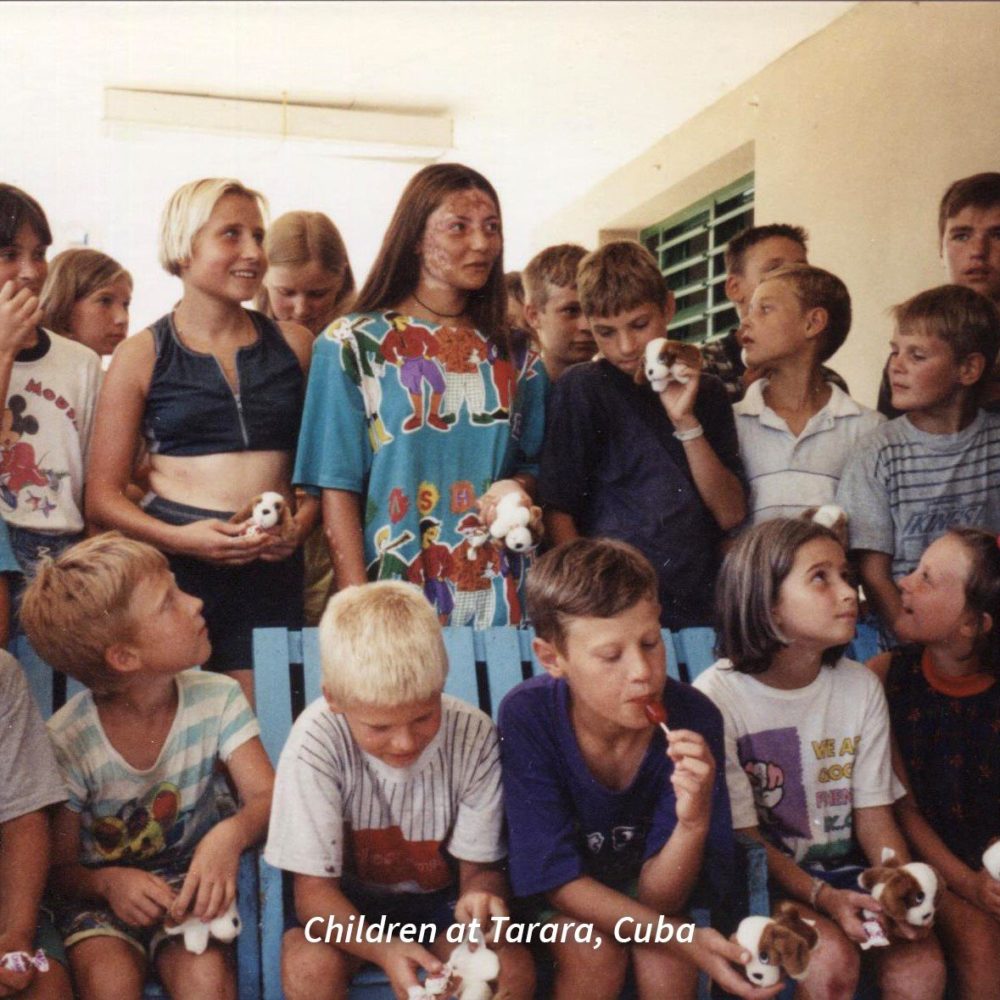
[{"xmin": 143, "ymin": 495, "xmax": 304, "ymax": 672}]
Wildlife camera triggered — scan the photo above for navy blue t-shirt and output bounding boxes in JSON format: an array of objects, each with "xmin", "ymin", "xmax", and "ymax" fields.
[
  {"xmin": 538, "ymin": 360, "xmax": 743, "ymax": 628},
  {"xmin": 497, "ymin": 673, "xmax": 734, "ymax": 904}
]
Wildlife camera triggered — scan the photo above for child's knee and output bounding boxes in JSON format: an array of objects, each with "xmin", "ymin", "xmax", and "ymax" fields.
[
  {"xmin": 156, "ymin": 940, "xmax": 235, "ymax": 1000},
  {"xmin": 799, "ymin": 919, "xmax": 860, "ymax": 1000},
  {"xmin": 877, "ymin": 934, "xmax": 946, "ymax": 1000},
  {"xmin": 68, "ymin": 936, "xmax": 146, "ymax": 1000},
  {"xmin": 23, "ymin": 958, "xmax": 74, "ymax": 1000},
  {"xmin": 281, "ymin": 928, "xmax": 351, "ymax": 1000},
  {"xmin": 496, "ymin": 942, "xmax": 536, "ymax": 999},
  {"xmin": 550, "ymin": 935, "xmax": 627, "ymax": 996}
]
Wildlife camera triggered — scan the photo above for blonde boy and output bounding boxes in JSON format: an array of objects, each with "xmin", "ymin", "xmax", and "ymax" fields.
[
  {"xmin": 837, "ymin": 285, "xmax": 1000, "ymax": 631},
  {"xmin": 538, "ymin": 240, "xmax": 745, "ymax": 630},
  {"xmin": 20, "ymin": 533, "xmax": 273, "ymax": 1000},
  {"xmin": 522, "ymin": 243, "xmax": 594, "ymax": 380},
  {"xmin": 266, "ymin": 581, "xmax": 533, "ymax": 1000},
  {"xmin": 498, "ymin": 539, "xmax": 780, "ymax": 1000},
  {"xmin": 735, "ymin": 264, "xmax": 883, "ymax": 522}
]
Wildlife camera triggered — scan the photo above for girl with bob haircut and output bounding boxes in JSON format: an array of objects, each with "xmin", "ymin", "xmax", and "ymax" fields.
[
  {"xmin": 41, "ymin": 247, "xmax": 132, "ymax": 357},
  {"xmin": 868, "ymin": 528, "xmax": 1000, "ymax": 999},
  {"xmin": 695, "ymin": 517, "xmax": 945, "ymax": 999},
  {"xmin": 257, "ymin": 210, "xmax": 355, "ymax": 337},
  {"xmin": 294, "ymin": 163, "xmax": 548, "ymax": 627},
  {"xmin": 86, "ymin": 177, "xmax": 317, "ymax": 702}
]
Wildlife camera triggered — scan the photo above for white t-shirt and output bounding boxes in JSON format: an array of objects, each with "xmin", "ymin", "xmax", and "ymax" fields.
[
  {"xmin": 694, "ymin": 657, "xmax": 902, "ymax": 865},
  {"xmin": 265, "ymin": 694, "xmax": 504, "ymax": 893},
  {"xmin": 734, "ymin": 380, "xmax": 884, "ymax": 524}
]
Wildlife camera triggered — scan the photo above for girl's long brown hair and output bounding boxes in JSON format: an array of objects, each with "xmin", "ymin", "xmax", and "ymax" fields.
[{"xmin": 354, "ymin": 163, "xmax": 508, "ymax": 351}]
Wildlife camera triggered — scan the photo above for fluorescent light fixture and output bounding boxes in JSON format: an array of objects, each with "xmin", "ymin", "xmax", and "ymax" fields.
[{"xmin": 104, "ymin": 88, "xmax": 452, "ymax": 162}]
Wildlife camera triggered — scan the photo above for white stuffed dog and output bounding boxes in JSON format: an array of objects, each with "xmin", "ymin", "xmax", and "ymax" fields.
[
  {"xmin": 488, "ymin": 492, "xmax": 543, "ymax": 554},
  {"xmin": 734, "ymin": 903, "xmax": 818, "ymax": 988},
  {"xmin": 407, "ymin": 934, "xmax": 500, "ymax": 1000},
  {"xmin": 858, "ymin": 847, "xmax": 940, "ymax": 945},
  {"xmin": 637, "ymin": 337, "xmax": 702, "ymax": 393},
  {"xmin": 163, "ymin": 899, "xmax": 241, "ymax": 955},
  {"xmin": 230, "ymin": 491, "xmax": 296, "ymax": 542}
]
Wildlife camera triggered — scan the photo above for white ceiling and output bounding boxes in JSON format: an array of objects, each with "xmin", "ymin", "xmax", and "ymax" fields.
[{"xmin": 2, "ymin": 0, "xmax": 854, "ymax": 323}]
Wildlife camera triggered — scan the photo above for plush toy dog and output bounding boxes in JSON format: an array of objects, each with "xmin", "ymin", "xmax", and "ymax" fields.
[
  {"xmin": 163, "ymin": 899, "xmax": 242, "ymax": 955},
  {"xmin": 407, "ymin": 935, "xmax": 500, "ymax": 1000},
  {"xmin": 230, "ymin": 491, "xmax": 296, "ymax": 542},
  {"xmin": 858, "ymin": 848, "xmax": 940, "ymax": 946},
  {"xmin": 488, "ymin": 492, "xmax": 543, "ymax": 554},
  {"xmin": 983, "ymin": 839, "xmax": 1000, "ymax": 881},
  {"xmin": 801, "ymin": 504, "xmax": 849, "ymax": 551},
  {"xmin": 636, "ymin": 338, "xmax": 702, "ymax": 393},
  {"xmin": 734, "ymin": 902, "xmax": 818, "ymax": 988}
]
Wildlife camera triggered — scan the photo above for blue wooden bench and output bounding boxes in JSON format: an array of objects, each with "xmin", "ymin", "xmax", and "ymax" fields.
[
  {"xmin": 12, "ymin": 634, "xmax": 264, "ymax": 1000},
  {"xmin": 252, "ymin": 624, "xmax": 767, "ymax": 1000}
]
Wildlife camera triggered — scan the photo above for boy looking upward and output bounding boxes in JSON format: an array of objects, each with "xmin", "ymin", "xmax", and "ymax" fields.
[
  {"xmin": 735, "ymin": 264, "xmax": 883, "ymax": 522},
  {"xmin": 267, "ymin": 581, "xmax": 533, "ymax": 1000},
  {"xmin": 538, "ymin": 240, "xmax": 745, "ymax": 629},
  {"xmin": 522, "ymin": 243, "xmax": 594, "ymax": 381},
  {"xmin": 498, "ymin": 538, "xmax": 780, "ymax": 1000},
  {"xmin": 20, "ymin": 533, "xmax": 273, "ymax": 1000},
  {"xmin": 837, "ymin": 285, "xmax": 1000, "ymax": 632}
]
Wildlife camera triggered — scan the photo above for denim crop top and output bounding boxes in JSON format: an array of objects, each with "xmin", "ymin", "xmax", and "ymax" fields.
[{"xmin": 143, "ymin": 310, "xmax": 304, "ymax": 457}]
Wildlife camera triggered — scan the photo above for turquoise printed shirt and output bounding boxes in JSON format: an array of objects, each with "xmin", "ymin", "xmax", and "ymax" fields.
[{"xmin": 294, "ymin": 311, "xmax": 548, "ymax": 626}]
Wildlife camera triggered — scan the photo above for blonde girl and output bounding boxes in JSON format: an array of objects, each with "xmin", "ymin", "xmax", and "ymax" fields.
[
  {"xmin": 257, "ymin": 210, "xmax": 355, "ymax": 336},
  {"xmin": 86, "ymin": 178, "xmax": 316, "ymax": 702},
  {"xmin": 695, "ymin": 518, "xmax": 945, "ymax": 1000},
  {"xmin": 41, "ymin": 248, "xmax": 132, "ymax": 357},
  {"xmin": 869, "ymin": 528, "xmax": 1000, "ymax": 999}
]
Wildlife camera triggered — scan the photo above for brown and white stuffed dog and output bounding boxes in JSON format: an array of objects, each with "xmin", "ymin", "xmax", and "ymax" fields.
[
  {"xmin": 230, "ymin": 491, "xmax": 296, "ymax": 543},
  {"xmin": 734, "ymin": 902, "xmax": 819, "ymax": 988},
  {"xmin": 636, "ymin": 338, "xmax": 702, "ymax": 393},
  {"xmin": 801, "ymin": 504, "xmax": 849, "ymax": 551},
  {"xmin": 857, "ymin": 847, "xmax": 941, "ymax": 948}
]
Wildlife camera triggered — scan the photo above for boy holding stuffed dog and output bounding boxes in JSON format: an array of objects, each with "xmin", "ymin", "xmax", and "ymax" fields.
[
  {"xmin": 538, "ymin": 240, "xmax": 745, "ymax": 629},
  {"xmin": 20, "ymin": 533, "xmax": 274, "ymax": 1000}
]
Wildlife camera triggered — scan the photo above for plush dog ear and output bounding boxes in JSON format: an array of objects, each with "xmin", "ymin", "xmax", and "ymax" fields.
[
  {"xmin": 277, "ymin": 502, "xmax": 297, "ymax": 542},
  {"xmin": 769, "ymin": 926, "xmax": 810, "ymax": 979},
  {"xmin": 230, "ymin": 496, "xmax": 261, "ymax": 524},
  {"xmin": 859, "ymin": 865, "xmax": 893, "ymax": 893},
  {"xmin": 876, "ymin": 873, "xmax": 911, "ymax": 923},
  {"xmin": 774, "ymin": 902, "xmax": 819, "ymax": 950}
]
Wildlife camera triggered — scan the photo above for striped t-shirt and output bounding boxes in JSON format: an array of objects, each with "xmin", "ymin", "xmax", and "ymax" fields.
[
  {"xmin": 265, "ymin": 694, "xmax": 504, "ymax": 893},
  {"xmin": 47, "ymin": 670, "xmax": 258, "ymax": 872},
  {"xmin": 836, "ymin": 409, "xmax": 1000, "ymax": 576}
]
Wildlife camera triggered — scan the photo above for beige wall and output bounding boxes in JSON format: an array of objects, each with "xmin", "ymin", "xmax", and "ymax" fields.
[{"xmin": 536, "ymin": 1, "xmax": 1000, "ymax": 407}]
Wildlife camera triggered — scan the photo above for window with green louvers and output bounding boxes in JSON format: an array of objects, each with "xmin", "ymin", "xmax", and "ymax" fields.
[{"xmin": 640, "ymin": 173, "xmax": 754, "ymax": 344}]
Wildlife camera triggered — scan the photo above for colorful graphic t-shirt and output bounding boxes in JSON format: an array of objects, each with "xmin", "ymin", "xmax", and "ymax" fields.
[
  {"xmin": 47, "ymin": 671, "xmax": 257, "ymax": 873},
  {"xmin": 264, "ymin": 694, "xmax": 504, "ymax": 894},
  {"xmin": 695, "ymin": 658, "xmax": 903, "ymax": 865},
  {"xmin": 293, "ymin": 312, "xmax": 548, "ymax": 626}
]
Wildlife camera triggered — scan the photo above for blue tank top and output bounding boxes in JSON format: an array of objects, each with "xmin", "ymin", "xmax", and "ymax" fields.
[{"xmin": 143, "ymin": 310, "xmax": 304, "ymax": 456}]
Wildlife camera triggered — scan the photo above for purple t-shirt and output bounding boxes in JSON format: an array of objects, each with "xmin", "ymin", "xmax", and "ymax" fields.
[{"xmin": 497, "ymin": 673, "xmax": 733, "ymax": 902}]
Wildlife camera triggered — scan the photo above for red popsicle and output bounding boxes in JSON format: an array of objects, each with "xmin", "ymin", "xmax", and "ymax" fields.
[{"xmin": 643, "ymin": 700, "xmax": 669, "ymax": 736}]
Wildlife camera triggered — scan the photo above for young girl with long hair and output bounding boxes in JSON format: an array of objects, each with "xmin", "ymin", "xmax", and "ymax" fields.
[
  {"xmin": 41, "ymin": 248, "xmax": 132, "ymax": 357},
  {"xmin": 256, "ymin": 210, "xmax": 355, "ymax": 337},
  {"xmin": 86, "ymin": 178, "xmax": 317, "ymax": 702},
  {"xmin": 869, "ymin": 528, "xmax": 1000, "ymax": 999},
  {"xmin": 294, "ymin": 163, "xmax": 548, "ymax": 626},
  {"xmin": 695, "ymin": 517, "xmax": 945, "ymax": 1000}
]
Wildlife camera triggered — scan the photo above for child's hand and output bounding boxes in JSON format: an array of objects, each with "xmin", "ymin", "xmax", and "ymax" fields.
[
  {"xmin": 972, "ymin": 867, "xmax": 1000, "ymax": 918},
  {"xmin": 660, "ymin": 358, "xmax": 702, "ymax": 428},
  {"xmin": 101, "ymin": 867, "xmax": 176, "ymax": 927},
  {"xmin": 819, "ymin": 886, "xmax": 880, "ymax": 943},
  {"xmin": 690, "ymin": 926, "xmax": 785, "ymax": 999},
  {"xmin": 174, "ymin": 519, "xmax": 270, "ymax": 565},
  {"xmin": 666, "ymin": 728, "xmax": 715, "ymax": 833},
  {"xmin": 378, "ymin": 939, "xmax": 444, "ymax": 1000},
  {"xmin": 0, "ymin": 932, "xmax": 36, "ymax": 997},
  {"xmin": 172, "ymin": 822, "xmax": 242, "ymax": 923},
  {"xmin": 454, "ymin": 890, "xmax": 507, "ymax": 939},
  {"xmin": 0, "ymin": 281, "xmax": 42, "ymax": 356}
]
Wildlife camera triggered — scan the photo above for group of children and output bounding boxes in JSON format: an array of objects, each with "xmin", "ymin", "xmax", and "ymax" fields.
[{"xmin": 0, "ymin": 165, "xmax": 998, "ymax": 1000}]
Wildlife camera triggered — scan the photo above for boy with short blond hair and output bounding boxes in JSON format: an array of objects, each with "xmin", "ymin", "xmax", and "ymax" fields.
[
  {"xmin": 539, "ymin": 240, "xmax": 745, "ymax": 629},
  {"xmin": 837, "ymin": 284, "xmax": 1000, "ymax": 632},
  {"xmin": 498, "ymin": 538, "xmax": 777, "ymax": 1000},
  {"xmin": 20, "ymin": 532, "xmax": 273, "ymax": 1000},
  {"xmin": 735, "ymin": 263, "xmax": 883, "ymax": 523},
  {"xmin": 266, "ymin": 581, "xmax": 533, "ymax": 1000},
  {"xmin": 522, "ymin": 243, "xmax": 594, "ymax": 380}
]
